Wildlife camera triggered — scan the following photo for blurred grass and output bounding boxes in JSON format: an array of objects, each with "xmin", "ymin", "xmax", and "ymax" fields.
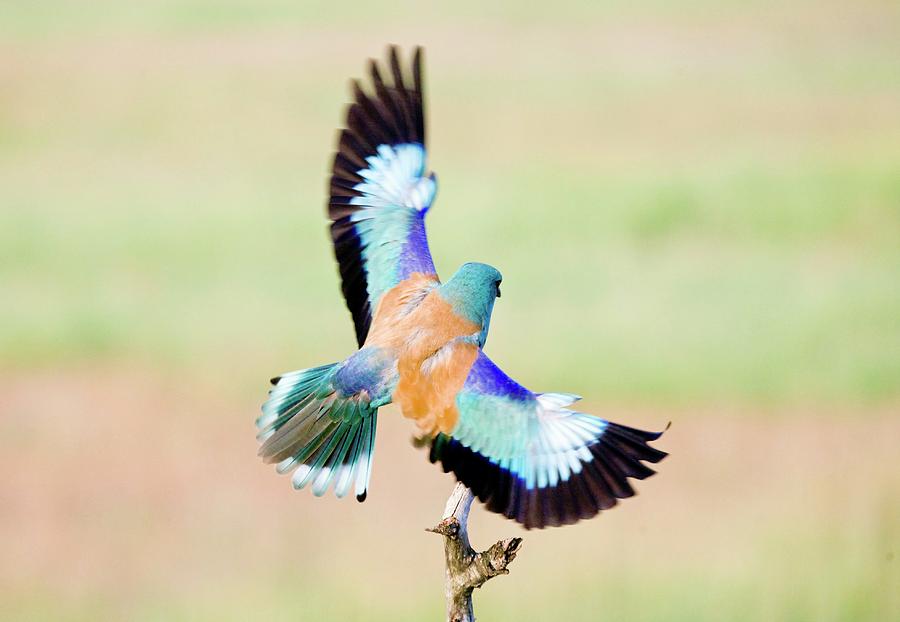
[
  {"xmin": 1, "ymin": 2, "xmax": 899, "ymax": 621},
  {"xmin": 2, "ymin": 0, "xmax": 899, "ymax": 407},
  {"xmin": 2, "ymin": 1, "xmax": 899, "ymax": 407},
  {"xmin": 1, "ymin": 371, "xmax": 898, "ymax": 622}
]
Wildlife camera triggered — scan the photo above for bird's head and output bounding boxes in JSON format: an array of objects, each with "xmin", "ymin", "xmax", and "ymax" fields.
[{"xmin": 439, "ymin": 262, "xmax": 502, "ymax": 347}]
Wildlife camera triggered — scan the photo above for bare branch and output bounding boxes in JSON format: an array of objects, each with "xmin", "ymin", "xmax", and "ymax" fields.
[{"xmin": 427, "ymin": 482, "xmax": 524, "ymax": 622}]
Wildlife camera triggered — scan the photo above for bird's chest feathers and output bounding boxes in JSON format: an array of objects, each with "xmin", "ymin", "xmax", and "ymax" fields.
[
  {"xmin": 391, "ymin": 295, "xmax": 481, "ymax": 435},
  {"xmin": 364, "ymin": 275, "xmax": 481, "ymax": 433},
  {"xmin": 394, "ymin": 338, "xmax": 478, "ymax": 435}
]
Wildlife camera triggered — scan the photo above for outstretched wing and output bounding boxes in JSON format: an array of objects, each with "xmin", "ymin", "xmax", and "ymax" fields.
[
  {"xmin": 429, "ymin": 351, "xmax": 668, "ymax": 529},
  {"xmin": 329, "ymin": 46, "xmax": 438, "ymax": 347}
]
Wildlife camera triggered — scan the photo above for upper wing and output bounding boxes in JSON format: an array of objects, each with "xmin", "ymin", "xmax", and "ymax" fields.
[
  {"xmin": 329, "ymin": 46, "xmax": 438, "ymax": 347},
  {"xmin": 430, "ymin": 351, "xmax": 668, "ymax": 529}
]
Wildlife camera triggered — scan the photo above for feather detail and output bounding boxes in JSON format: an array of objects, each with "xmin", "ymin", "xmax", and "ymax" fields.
[
  {"xmin": 328, "ymin": 45, "xmax": 436, "ymax": 346},
  {"xmin": 427, "ymin": 351, "xmax": 668, "ymax": 529},
  {"xmin": 258, "ymin": 353, "xmax": 391, "ymax": 501}
]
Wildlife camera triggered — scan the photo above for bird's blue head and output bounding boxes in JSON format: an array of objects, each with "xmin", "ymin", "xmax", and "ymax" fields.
[{"xmin": 438, "ymin": 262, "xmax": 503, "ymax": 347}]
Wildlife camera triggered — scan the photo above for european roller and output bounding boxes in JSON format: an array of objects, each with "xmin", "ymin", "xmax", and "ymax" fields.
[{"xmin": 256, "ymin": 46, "xmax": 667, "ymax": 529}]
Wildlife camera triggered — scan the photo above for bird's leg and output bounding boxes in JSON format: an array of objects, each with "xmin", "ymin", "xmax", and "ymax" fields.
[{"xmin": 427, "ymin": 482, "xmax": 524, "ymax": 622}]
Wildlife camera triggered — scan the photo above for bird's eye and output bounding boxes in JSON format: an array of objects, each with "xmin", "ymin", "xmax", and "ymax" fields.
[{"xmin": 495, "ymin": 281, "xmax": 502, "ymax": 298}]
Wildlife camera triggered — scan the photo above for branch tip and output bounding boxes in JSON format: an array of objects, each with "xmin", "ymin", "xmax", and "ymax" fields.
[{"xmin": 432, "ymin": 484, "xmax": 524, "ymax": 621}]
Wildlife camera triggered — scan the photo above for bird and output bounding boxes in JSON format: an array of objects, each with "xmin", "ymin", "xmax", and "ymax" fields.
[{"xmin": 256, "ymin": 45, "xmax": 667, "ymax": 529}]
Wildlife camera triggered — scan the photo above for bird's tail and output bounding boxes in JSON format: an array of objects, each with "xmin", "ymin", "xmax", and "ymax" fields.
[{"xmin": 256, "ymin": 363, "xmax": 378, "ymax": 501}]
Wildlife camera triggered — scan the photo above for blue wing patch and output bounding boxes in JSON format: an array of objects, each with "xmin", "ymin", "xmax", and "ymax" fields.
[
  {"xmin": 329, "ymin": 47, "xmax": 439, "ymax": 346},
  {"xmin": 430, "ymin": 351, "xmax": 668, "ymax": 529}
]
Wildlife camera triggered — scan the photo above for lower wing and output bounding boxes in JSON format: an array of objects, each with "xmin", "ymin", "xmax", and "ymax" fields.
[{"xmin": 428, "ymin": 351, "xmax": 668, "ymax": 529}]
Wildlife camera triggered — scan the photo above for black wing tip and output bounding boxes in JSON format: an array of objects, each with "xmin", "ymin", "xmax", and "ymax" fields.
[
  {"xmin": 337, "ymin": 45, "xmax": 426, "ymax": 158},
  {"xmin": 356, "ymin": 491, "xmax": 367, "ymax": 502},
  {"xmin": 432, "ymin": 423, "xmax": 667, "ymax": 530},
  {"xmin": 385, "ymin": 43, "xmax": 423, "ymax": 68},
  {"xmin": 329, "ymin": 43, "xmax": 427, "ymax": 199},
  {"xmin": 646, "ymin": 420, "xmax": 673, "ymax": 442},
  {"xmin": 360, "ymin": 45, "xmax": 424, "ymax": 99},
  {"xmin": 327, "ymin": 44, "xmax": 428, "ymax": 350}
]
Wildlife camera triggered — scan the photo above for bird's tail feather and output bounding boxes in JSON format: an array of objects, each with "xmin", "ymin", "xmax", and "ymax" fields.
[{"xmin": 257, "ymin": 363, "xmax": 378, "ymax": 501}]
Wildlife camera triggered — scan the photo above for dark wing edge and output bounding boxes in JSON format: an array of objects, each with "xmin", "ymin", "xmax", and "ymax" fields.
[
  {"xmin": 328, "ymin": 46, "xmax": 427, "ymax": 346},
  {"xmin": 429, "ymin": 351, "xmax": 669, "ymax": 529}
]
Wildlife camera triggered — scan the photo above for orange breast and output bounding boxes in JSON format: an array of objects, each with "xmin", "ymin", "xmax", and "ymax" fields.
[
  {"xmin": 364, "ymin": 272, "xmax": 440, "ymax": 348},
  {"xmin": 364, "ymin": 274, "xmax": 480, "ymax": 435},
  {"xmin": 394, "ymin": 339, "xmax": 478, "ymax": 436}
]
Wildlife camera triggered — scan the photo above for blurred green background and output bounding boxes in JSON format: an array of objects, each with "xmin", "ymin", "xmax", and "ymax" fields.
[{"xmin": 1, "ymin": 1, "xmax": 898, "ymax": 620}]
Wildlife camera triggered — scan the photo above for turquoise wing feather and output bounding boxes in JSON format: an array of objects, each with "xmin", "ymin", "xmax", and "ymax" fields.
[
  {"xmin": 258, "ymin": 346, "xmax": 396, "ymax": 501},
  {"xmin": 430, "ymin": 351, "xmax": 668, "ymax": 529},
  {"xmin": 329, "ymin": 46, "xmax": 439, "ymax": 346}
]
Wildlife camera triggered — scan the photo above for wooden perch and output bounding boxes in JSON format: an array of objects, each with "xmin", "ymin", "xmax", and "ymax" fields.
[{"xmin": 427, "ymin": 482, "xmax": 524, "ymax": 622}]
